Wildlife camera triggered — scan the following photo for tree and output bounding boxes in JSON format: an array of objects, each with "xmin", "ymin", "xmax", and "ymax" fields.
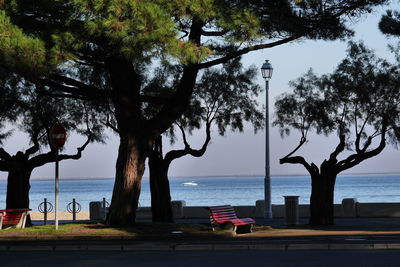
[
  {"xmin": 274, "ymin": 42, "xmax": 400, "ymax": 225},
  {"xmin": 379, "ymin": 9, "xmax": 400, "ymax": 36},
  {"xmin": 0, "ymin": 69, "xmax": 103, "ymax": 213},
  {"xmin": 147, "ymin": 59, "xmax": 264, "ymax": 222},
  {"xmin": 0, "ymin": 0, "xmax": 389, "ymax": 225}
]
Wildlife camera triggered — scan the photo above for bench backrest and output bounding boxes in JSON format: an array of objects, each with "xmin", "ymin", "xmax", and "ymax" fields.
[
  {"xmin": 0, "ymin": 209, "xmax": 31, "ymax": 228},
  {"xmin": 208, "ymin": 205, "xmax": 238, "ymax": 223}
]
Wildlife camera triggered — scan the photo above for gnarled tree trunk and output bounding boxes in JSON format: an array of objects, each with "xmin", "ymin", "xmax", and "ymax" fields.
[
  {"xmin": 148, "ymin": 137, "xmax": 173, "ymax": 223},
  {"xmin": 5, "ymin": 152, "xmax": 33, "ymax": 209},
  {"xmin": 106, "ymin": 134, "xmax": 148, "ymax": 226},
  {"xmin": 5, "ymin": 153, "xmax": 33, "ymax": 226},
  {"xmin": 309, "ymin": 172, "xmax": 336, "ymax": 225},
  {"xmin": 6, "ymin": 167, "xmax": 33, "ymax": 209}
]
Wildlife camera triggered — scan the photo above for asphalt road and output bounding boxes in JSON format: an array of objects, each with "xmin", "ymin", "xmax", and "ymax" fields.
[{"xmin": 1, "ymin": 250, "xmax": 400, "ymax": 267}]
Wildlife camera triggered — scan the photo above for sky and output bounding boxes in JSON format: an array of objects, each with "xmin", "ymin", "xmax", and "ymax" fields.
[{"xmin": 2, "ymin": 2, "xmax": 400, "ymax": 179}]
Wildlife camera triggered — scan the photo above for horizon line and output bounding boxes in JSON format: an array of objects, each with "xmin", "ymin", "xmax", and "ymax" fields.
[{"xmin": 1, "ymin": 171, "xmax": 400, "ymax": 180}]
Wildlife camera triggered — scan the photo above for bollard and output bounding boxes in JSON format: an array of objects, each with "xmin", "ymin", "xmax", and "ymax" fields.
[{"xmin": 284, "ymin": 196, "xmax": 299, "ymax": 226}]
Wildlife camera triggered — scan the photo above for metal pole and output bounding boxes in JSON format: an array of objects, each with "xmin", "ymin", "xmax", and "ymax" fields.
[
  {"xmin": 264, "ymin": 79, "xmax": 273, "ymax": 219},
  {"xmin": 55, "ymin": 150, "xmax": 59, "ymax": 230},
  {"xmin": 44, "ymin": 198, "xmax": 48, "ymax": 225},
  {"xmin": 102, "ymin": 197, "xmax": 106, "ymax": 221},
  {"xmin": 72, "ymin": 198, "xmax": 76, "ymax": 222}
]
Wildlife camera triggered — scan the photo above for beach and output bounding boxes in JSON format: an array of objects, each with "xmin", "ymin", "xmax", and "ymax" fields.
[{"xmin": 30, "ymin": 211, "xmax": 90, "ymax": 221}]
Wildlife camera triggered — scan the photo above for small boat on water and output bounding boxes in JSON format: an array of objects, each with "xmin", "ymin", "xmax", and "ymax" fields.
[{"xmin": 181, "ymin": 181, "xmax": 198, "ymax": 186}]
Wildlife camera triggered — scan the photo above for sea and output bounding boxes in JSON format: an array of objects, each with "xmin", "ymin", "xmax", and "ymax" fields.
[{"xmin": 0, "ymin": 174, "xmax": 400, "ymax": 212}]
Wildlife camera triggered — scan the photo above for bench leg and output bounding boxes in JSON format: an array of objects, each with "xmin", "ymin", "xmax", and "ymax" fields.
[
  {"xmin": 16, "ymin": 212, "xmax": 28, "ymax": 229},
  {"xmin": 236, "ymin": 224, "xmax": 254, "ymax": 234}
]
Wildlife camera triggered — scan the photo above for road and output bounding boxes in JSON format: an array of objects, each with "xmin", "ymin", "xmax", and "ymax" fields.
[{"xmin": 1, "ymin": 250, "xmax": 400, "ymax": 267}]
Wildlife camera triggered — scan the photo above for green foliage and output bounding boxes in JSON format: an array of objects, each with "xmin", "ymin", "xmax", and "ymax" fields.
[
  {"xmin": 71, "ymin": 0, "xmax": 179, "ymax": 60},
  {"xmin": 0, "ymin": 0, "xmax": 388, "ymax": 71},
  {"xmin": 193, "ymin": 58, "xmax": 264, "ymax": 135},
  {"xmin": 0, "ymin": 69, "xmax": 105, "ymax": 151},
  {"xmin": 143, "ymin": 58, "xmax": 264, "ymax": 143},
  {"xmin": 274, "ymin": 69, "xmax": 333, "ymax": 138},
  {"xmin": 274, "ymin": 42, "xmax": 400, "ymax": 149},
  {"xmin": 0, "ymin": 11, "xmax": 48, "ymax": 77},
  {"xmin": 379, "ymin": 10, "xmax": 400, "ymax": 36}
]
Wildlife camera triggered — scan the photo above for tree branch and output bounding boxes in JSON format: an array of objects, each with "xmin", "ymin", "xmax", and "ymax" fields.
[
  {"xmin": 355, "ymin": 112, "xmax": 372, "ymax": 153},
  {"xmin": 164, "ymin": 121, "xmax": 212, "ymax": 166},
  {"xmin": 29, "ymin": 134, "xmax": 92, "ymax": 168},
  {"xmin": 39, "ymin": 75, "xmax": 109, "ymax": 101},
  {"xmin": 0, "ymin": 148, "xmax": 11, "ymax": 161},
  {"xmin": 282, "ymin": 137, "xmax": 307, "ymax": 159},
  {"xmin": 198, "ymin": 36, "xmax": 300, "ymax": 69},
  {"xmin": 329, "ymin": 134, "xmax": 346, "ymax": 162},
  {"xmin": 24, "ymin": 128, "xmax": 42, "ymax": 157},
  {"xmin": 280, "ymin": 155, "xmax": 318, "ymax": 176},
  {"xmin": 337, "ymin": 122, "xmax": 387, "ymax": 173},
  {"xmin": 103, "ymin": 119, "xmax": 119, "ymax": 134},
  {"xmin": 0, "ymin": 161, "xmax": 9, "ymax": 171},
  {"xmin": 201, "ymin": 30, "xmax": 228, "ymax": 36}
]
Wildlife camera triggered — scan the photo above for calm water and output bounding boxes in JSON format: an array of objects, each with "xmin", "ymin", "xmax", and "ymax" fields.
[{"xmin": 0, "ymin": 174, "xmax": 399, "ymax": 211}]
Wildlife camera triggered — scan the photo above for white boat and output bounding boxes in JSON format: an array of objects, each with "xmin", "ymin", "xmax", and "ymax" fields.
[{"xmin": 181, "ymin": 181, "xmax": 198, "ymax": 186}]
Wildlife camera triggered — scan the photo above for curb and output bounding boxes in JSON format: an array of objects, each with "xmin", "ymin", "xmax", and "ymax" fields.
[{"xmin": 1, "ymin": 243, "xmax": 400, "ymax": 251}]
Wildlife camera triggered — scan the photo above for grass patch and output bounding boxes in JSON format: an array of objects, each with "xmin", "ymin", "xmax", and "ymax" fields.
[
  {"xmin": 1, "ymin": 224, "xmax": 87, "ymax": 235},
  {"xmin": 0, "ymin": 222, "xmax": 219, "ymax": 240}
]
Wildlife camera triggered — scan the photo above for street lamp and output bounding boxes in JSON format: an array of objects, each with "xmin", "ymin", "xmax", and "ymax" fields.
[{"xmin": 261, "ymin": 60, "xmax": 273, "ymax": 219}]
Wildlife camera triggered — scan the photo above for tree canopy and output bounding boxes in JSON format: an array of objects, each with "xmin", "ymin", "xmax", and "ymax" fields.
[
  {"xmin": 380, "ymin": 9, "xmax": 400, "ymax": 36},
  {"xmin": 0, "ymin": 68, "xmax": 103, "ymax": 210},
  {"xmin": 147, "ymin": 58, "xmax": 264, "ymax": 222}
]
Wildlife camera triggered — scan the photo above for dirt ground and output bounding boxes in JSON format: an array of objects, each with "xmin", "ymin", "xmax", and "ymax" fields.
[{"xmin": 1, "ymin": 222, "xmax": 400, "ymax": 242}]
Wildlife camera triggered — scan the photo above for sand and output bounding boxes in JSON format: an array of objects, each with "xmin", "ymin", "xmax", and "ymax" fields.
[{"xmin": 30, "ymin": 211, "xmax": 90, "ymax": 221}]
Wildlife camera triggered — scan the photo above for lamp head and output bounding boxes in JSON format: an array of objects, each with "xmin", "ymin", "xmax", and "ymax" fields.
[{"xmin": 261, "ymin": 60, "xmax": 273, "ymax": 80}]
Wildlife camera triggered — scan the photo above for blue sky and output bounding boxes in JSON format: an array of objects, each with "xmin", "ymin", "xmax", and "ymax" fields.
[{"xmin": 2, "ymin": 2, "xmax": 400, "ymax": 179}]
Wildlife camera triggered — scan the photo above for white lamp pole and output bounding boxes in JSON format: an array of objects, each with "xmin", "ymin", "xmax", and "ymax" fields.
[{"xmin": 261, "ymin": 60, "xmax": 273, "ymax": 219}]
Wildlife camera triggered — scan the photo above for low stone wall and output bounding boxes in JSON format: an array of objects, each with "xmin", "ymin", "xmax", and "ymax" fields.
[
  {"xmin": 84, "ymin": 198, "xmax": 400, "ymax": 221},
  {"xmin": 133, "ymin": 198, "xmax": 400, "ymax": 220},
  {"xmin": 356, "ymin": 203, "xmax": 400, "ymax": 217}
]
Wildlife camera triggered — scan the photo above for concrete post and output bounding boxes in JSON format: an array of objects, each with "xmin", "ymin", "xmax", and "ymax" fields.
[
  {"xmin": 342, "ymin": 198, "xmax": 358, "ymax": 218},
  {"xmin": 171, "ymin": 200, "xmax": 186, "ymax": 219},
  {"xmin": 284, "ymin": 196, "xmax": 299, "ymax": 225},
  {"xmin": 255, "ymin": 200, "xmax": 265, "ymax": 218}
]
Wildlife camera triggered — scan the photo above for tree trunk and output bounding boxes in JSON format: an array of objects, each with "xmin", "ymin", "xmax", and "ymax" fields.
[
  {"xmin": 106, "ymin": 134, "xmax": 148, "ymax": 226},
  {"xmin": 6, "ymin": 166, "xmax": 33, "ymax": 209},
  {"xmin": 148, "ymin": 138, "xmax": 174, "ymax": 223},
  {"xmin": 309, "ymin": 170, "xmax": 336, "ymax": 225}
]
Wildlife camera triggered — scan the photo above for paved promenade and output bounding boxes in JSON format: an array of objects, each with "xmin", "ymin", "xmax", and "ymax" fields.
[
  {"xmin": 2, "ymin": 218, "xmax": 400, "ymax": 266},
  {"xmin": 3, "ymin": 217, "xmax": 400, "ymax": 251}
]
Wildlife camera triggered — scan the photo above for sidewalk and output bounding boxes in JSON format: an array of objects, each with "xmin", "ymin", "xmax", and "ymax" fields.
[{"xmin": 2, "ymin": 217, "xmax": 400, "ymax": 251}]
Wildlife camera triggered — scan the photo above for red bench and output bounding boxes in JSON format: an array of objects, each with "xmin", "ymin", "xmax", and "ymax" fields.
[
  {"xmin": 207, "ymin": 205, "xmax": 256, "ymax": 233},
  {"xmin": 0, "ymin": 209, "xmax": 31, "ymax": 229}
]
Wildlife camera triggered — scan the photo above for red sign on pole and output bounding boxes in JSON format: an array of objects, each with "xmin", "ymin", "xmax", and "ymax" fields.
[{"xmin": 50, "ymin": 124, "xmax": 67, "ymax": 149}]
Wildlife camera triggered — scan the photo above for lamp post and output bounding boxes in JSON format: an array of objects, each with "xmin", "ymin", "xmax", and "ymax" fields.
[{"xmin": 261, "ymin": 60, "xmax": 273, "ymax": 219}]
